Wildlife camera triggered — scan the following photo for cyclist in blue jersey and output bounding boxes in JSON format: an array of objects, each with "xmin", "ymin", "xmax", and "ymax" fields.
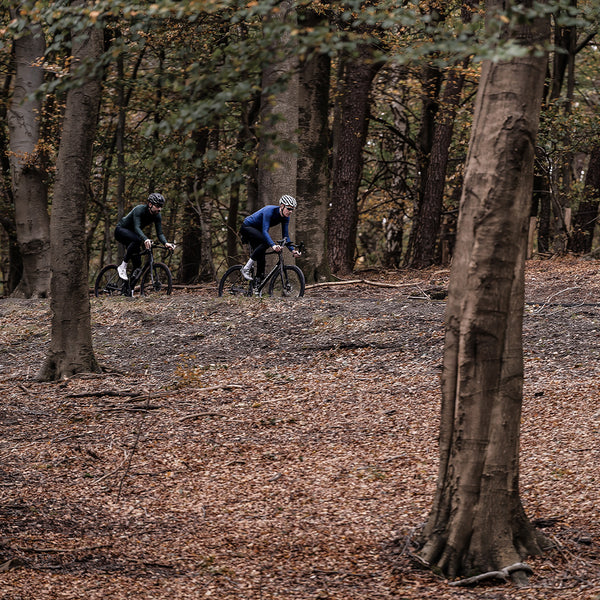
[
  {"xmin": 240, "ymin": 194, "xmax": 301, "ymax": 281},
  {"xmin": 114, "ymin": 193, "xmax": 176, "ymax": 280}
]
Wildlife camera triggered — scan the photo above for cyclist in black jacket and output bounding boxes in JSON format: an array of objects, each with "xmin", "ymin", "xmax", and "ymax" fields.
[{"xmin": 114, "ymin": 193, "xmax": 175, "ymax": 280}]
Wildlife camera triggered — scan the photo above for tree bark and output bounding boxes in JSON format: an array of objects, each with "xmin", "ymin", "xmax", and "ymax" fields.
[
  {"xmin": 418, "ymin": 0, "xmax": 550, "ymax": 579},
  {"xmin": 381, "ymin": 64, "xmax": 410, "ymax": 268},
  {"xmin": 568, "ymin": 145, "xmax": 600, "ymax": 254},
  {"xmin": 180, "ymin": 128, "xmax": 216, "ymax": 284},
  {"xmin": 0, "ymin": 61, "xmax": 22, "ymax": 295},
  {"xmin": 405, "ymin": 60, "xmax": 468, "ymax": 269},
  {"xmin": 327, "ymin": 45, "xmax": 382, "ymax": 275},
  {"xmin": 296, "ymin": 10, "xmax": 331, "ymax": 283},
  {"xmin": 257, "ymin": 0, "xmax": 298, "ymax": 211},
  {"xmin": 226, "ymin": 95, "xmax": 260, "ymax": 266},
  {"xmin": 7, "ymin": 16, "xmax": 51, "ymax": 298},
  {"xmin": 38, "ymin": 13, "xmax": 103, "ymax": 381}
]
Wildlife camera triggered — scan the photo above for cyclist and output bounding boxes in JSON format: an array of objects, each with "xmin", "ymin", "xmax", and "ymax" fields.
[
  {"xmin": 240, "ymin": 194, "xmax": 301, "ymax": 281},
  {"xmin": 115, "ymin": 193, "xmax": 176, "ymax": 280}
]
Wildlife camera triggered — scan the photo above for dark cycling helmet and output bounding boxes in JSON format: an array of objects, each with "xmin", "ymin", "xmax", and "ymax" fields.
[
  {"xmin": 279, "ymin": 194, "xmax": 297, "ymax": 208},
  {"xmin": 148, "ymin": 193, "xmax": 165, "ymax": 207}
]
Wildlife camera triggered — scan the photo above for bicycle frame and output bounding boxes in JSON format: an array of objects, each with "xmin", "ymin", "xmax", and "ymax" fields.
[
  {"xmin": 253, "ymin": 252, "xmax": 284, "ymax": 293},
  {"xmin": 127, "ymin": 245, "xmax": 170, "ymax": 291},
  {"xmin": 252, "ymin": 238, "xmax": 298, "ymax": 294}
]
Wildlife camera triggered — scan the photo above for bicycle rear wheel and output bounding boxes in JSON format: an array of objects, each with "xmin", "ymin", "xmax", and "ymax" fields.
[
  {"xmin": 140, "ymin": 262, "xmax": 173, "ymax": 296},
  {"xmin": 218, "ymin": 265, "xmax": 252, "ymax": 297},
  {"xmin": 94, "ymin": 265, "xmax": 126, "ymax": 297},
  {"xmin": 268, "ymin": 266, "xmax": 305, "ymax": 298}
]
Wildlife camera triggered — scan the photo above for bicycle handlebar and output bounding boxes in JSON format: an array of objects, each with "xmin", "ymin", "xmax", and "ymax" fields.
[{"xmin": 140, "ymin": 243, "xmax": 174, "ymax": 256}]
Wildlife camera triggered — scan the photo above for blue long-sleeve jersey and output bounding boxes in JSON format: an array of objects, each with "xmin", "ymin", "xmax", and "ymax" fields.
[{"xmin": 242, "ymin": 205, "xmax": 291, "ymax": 248}]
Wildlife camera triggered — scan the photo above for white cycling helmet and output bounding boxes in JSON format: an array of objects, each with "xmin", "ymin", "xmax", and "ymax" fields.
[{"xmin": 279, "ymin": 194, "xmax": 297, "ymax": 208}]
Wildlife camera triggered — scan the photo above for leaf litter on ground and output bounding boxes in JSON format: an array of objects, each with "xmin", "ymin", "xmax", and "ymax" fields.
[{"xmin": 0, "ymin": 257, "xmax": 599, "ymax": 599}]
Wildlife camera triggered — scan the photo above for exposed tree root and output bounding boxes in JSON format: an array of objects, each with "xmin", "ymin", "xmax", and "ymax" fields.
[{"xmin": 448, "ymin": 562, "xmax": 533, "ymax": 587}]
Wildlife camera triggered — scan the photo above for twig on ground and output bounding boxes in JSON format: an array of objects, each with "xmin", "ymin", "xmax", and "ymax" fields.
[
  {"xmin": 186, "ymin": 384, "xmax": 243, "ymax": 393},
  {"xmin": 117, "ymin": 414, "xmax": 145, "ymax": 500},
  {"xmin": 533, "ymin": 287, "xmax": 582, "ymax": 313},
  {"xmin": 14, "ymin": 544, "xmax": 112, "ymax": 554},
  {"xmin": 66, "ymin": 390, "xmax": 138, "ymax": 398},
  {"xmin": 177, "ymin": 412, "xmax": 228, "ymax": 422},
  {"xmin": 93, "ymin": 453, "xmax": 128, "ymax": 484},
  {"xmin": 96, "ymin": 405, "xmax": 162, "ymax": 413}
]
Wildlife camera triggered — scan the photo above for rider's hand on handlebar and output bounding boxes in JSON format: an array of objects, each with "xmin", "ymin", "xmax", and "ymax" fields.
[
  {"xmin": 292, "ymin": 250, "xmax": 301, "ymax": 257},
  {"xmin": 272, "ymin": 244, "xmax": 282, "ymax": 252},
  {"xmin": 144, "ymin": 239, "xmax": 153, "ymax": 249},
  {"xmin": 166, "ymin": 242, "xmax": 176, "ymax": 250}
]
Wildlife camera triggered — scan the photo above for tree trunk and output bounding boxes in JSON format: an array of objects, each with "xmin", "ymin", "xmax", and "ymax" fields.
[
  {"xmin": 569, "ymin": 145, "xmax": 600, "ymax": 254},
  {"xmin": 0, "ymin": 64, "xmax": 22, "ymax": 295},
  {"xmin": 418, "ymin": 1, "xmax": 550, "ymax": 579},
  {"xmin": 405, "ymin": 60, "xmax": 468, "ymax": 268},
  {"xmin": 296, "ymin": 10, "xmax": 331, "ymax": 283},
  {"xmin": 327, "ymin": 45, "xmax": 382, "ymax": 275},
  {"xmin": 38, "ymin": 14, "xmax": 103, "ymax": 381},
  {"xmin": 382, "ymin": 64, "xmax": 410, "ymax": 268},
  {"xmin": 532, "ymin": 149, "xmax": 553, "ymax": 255},
  {"xmin": 7, "ymin": 16, "xmax": 51, "ymax": 298},
  {"xmin": 227, "ymin": 95, "xmax": 260, "ymax": 266},
  {"xmin": 180, "ymin": 128, "xmax": 213, "ymax": 284},
  {"xmin": 257, "ymin": 0, "xmax": 298, "ymax": 210},
  {"xmin": 405, "ymin": 0, "xmax": 474, "ymax": 269}
]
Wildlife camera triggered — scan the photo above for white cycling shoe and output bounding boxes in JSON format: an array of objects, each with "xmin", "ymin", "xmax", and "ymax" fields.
[{"xmin": 117, "ymin": 262, "xmax": 128, "ymax": 280}]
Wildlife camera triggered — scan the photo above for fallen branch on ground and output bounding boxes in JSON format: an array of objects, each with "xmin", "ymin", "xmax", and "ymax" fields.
[{"xmin": 306, "ymin": 279, "xmax": 421, "ymax": 290}]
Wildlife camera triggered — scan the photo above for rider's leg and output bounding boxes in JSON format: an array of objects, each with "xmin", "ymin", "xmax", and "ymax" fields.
[
  {"xmin": 114, "ymin": 227, "xmax": 142, "ymax": 279},
  {"xmin": 240, "ymin": 225, "xmax": 269, "ymax": 280}
]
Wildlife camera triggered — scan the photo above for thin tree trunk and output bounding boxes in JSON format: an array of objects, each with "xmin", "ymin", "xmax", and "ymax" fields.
[
  {"xmin": 180, "ymin": 129, "xmax": 209, "ymax": 284},
  {"xmin": 179, "ymin": 128, "xmax": 217, "ymax": 283},
  {"xmin": 296, "ymin": 10, "xmax": 331, "ymax": 283},
  {"xmin": 7, "ymin": 16, "xmax": 51, "ymax": 298},
  {"xmin": 382, "ymin": 65, "xmax": 410, "ymax": 268},
  {"xmin": 405, "ymin": 60, "xmax": 468, "ymax": 268},
  {"xmin": 569, "ymin": 145, "xmax": 600, "ymax": 253},
  {"xmin": 226, "ymin": 95, "xmax": 260, "ymax": 266},
  {"xmin": 405, "ymin": 0, "xmax": 474, "ymax": 269},
  {"xmin": 327, "ymin": 45, "xmax": 382, "ymax": 275},
  {"xmin": 0, "ymin": 60, "xmax": 22, "ymax": 294},
  {"xmin": 226, "ymin": 180, "xmax": 241, "ymax": 267},
  {"xmin": 38, "ymin": 13, "xmax": 103, "ymax": 381},
  {"xmin": 418, "ymin": 0, "xmax": 550, "ymax": 579}
]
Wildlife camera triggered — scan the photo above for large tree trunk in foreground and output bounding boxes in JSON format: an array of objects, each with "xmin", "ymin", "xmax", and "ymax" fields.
[
  {"xmin": 418, "ymin": 1, "xmax": 550, "ymax": 580},
  {"xmin": 8, "ymin": 17, "xmax": 51, "ymax": 298},
  {"xmin": 38, "ymin": 17, "xmax": 103, "ymax": 381}
]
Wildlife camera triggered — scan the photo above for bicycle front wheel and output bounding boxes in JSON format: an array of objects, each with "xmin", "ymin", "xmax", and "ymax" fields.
[
  {"xmin": 94, "ymin": 265, "xmax": 125, "ymax": 297},
  {"xmin": 140, "ymin": 262, "xmax": 173, "ymax": 296},
  {"xmin": 218, "ymin": 265, "xmax": 252, "ymax": 297},
  {"xmin": 268, "ymin": 266, "xmax": 305, "ymax": 298}
]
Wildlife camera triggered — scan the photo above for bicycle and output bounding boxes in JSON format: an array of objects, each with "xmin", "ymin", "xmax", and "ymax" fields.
[
  {"xmin": 218, "ymin": 239, "xmax": 305, "ymax": 298},
  {"xmin": 94, "ymin": 244, "xmax": 174, "ymax": 297}
]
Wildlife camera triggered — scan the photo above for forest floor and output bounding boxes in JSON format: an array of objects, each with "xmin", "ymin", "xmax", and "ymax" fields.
[{"xmin": 0, "ymin": 257, "xmax": 599, "ymax": 600}]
